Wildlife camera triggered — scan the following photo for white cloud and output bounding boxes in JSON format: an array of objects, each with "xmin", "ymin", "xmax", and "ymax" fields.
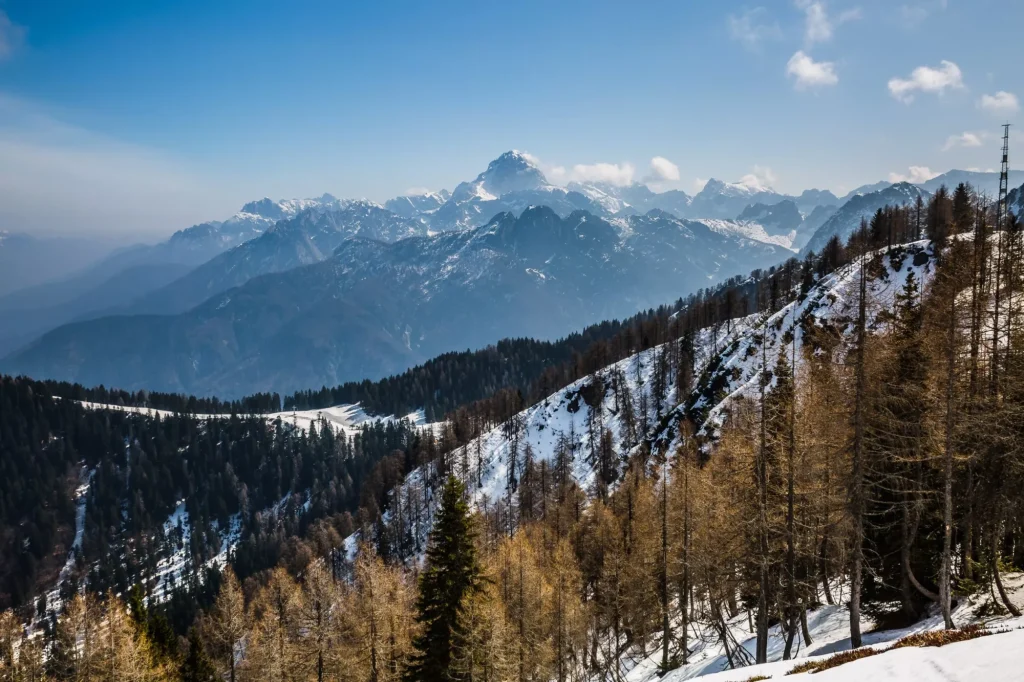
[
  {"xmin": 887, "ymin": 60, "xmax": 964, "ymax": 103},
  {"xmin": 544, "ymin": 160, "xmax": 635, "ymax": 187},
  {"xmin": 728, "ymin": 7, "xmax": 782, "ymax": 51},
  {"xmin": 519, "ymin": 151, "xmax": 542, "ymax": 167},
  {"xmin": 888, "ymin": 166, "xmax": 939, "ymax": 184},
  {"xmin": 794, "ymin": 1, "xmax": 860, "ymax": 45},
  {"xmin": 0, "ymin": 10, "xmax": 26, "ymax": 60},
  {"xmin": 787, "ymin": 51, "xmax": 839, "ymax": 89},
  {"xmin": 978, "ymin": 91, "xmax": 1020, "ymax": 115},
  {"xmin": 403, "ymin": 186, "xmax": 433, "ymax": 196},
  {"xmin": 648, "ymin": 156, "xmax": 680, "ymax": 182},
  {"xmin": 941, "ymin": 131, "xmax": 987, "ymax": 151},
  {"xmin": 739, "ymin": 165, "xmax": 778, "ymax": 191},
  {"xmin": 692, "ymin": 178, "xmax": 708, "ymax": 194}
]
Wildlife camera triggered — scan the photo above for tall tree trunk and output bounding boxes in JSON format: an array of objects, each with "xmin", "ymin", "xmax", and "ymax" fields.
[
  {"xmin": 661, "ymin": 458, "xmax": 671, "ymax": 672},
  {"xmin": 819, "ymin": 534, "xmax": 834, "ymax": 605},
  {"xmin": 940, "ymin": 281, "xmax": 956, "ymax": 629},
  {"xmin": 849, "ymin": 236, "xmax": 867, "ymax": 649},
  {"xmin": 784, "ymin": 317, "xmax": 798, "ymax": 660},
  {"xmin": 992, "ymin": 521, "xmax": 1023, "ymax": 617},
  {"xmin": 756, "ymin": 334, "xmax": 770, "ymax": 664}
]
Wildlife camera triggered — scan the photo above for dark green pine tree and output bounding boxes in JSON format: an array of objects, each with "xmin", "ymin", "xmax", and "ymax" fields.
[
  {"xmin": 404, "ymin": 476, "xmax": 483, "ymax": 682},
  {"xmin": 179, "ymin": 627, "xmax": 218, "ymax": 682}
]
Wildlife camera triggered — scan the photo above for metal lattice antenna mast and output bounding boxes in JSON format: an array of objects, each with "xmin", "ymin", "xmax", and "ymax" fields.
[{"xmin": 997, "ymin": 123, "xmax": 1011, "ymax": 231}]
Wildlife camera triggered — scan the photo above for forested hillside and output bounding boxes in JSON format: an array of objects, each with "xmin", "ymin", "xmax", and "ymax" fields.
[{"xmin": 1, "ymin": 183, "xmax": 1023, "ymax": 681}]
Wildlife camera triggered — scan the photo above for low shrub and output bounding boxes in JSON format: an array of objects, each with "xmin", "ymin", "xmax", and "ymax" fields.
[
  {"xmin": 890, "ymin": 625, "xmax": 990, "ymax": 650},
  {"xmin": 785, "ymin": 647, "xmax": 879, "ymax": 675}
]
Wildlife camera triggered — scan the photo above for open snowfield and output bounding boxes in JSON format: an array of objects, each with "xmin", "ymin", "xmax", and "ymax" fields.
[
  {"xmin": 618, "ymin": 574, "xmax": 1024, "ymax": 681},
  {"xmin": 76, "ymin": 399, "xmax": 439, "ymax": 436}
]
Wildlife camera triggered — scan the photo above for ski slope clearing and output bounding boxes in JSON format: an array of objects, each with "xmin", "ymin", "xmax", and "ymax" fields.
[
  {"xmin": 268, "ymin": 404, "xmax": 435, "ymax": 436},
  {"xmin": 75, "ymin": 399, "xmax": 437, "ymax": 436}
]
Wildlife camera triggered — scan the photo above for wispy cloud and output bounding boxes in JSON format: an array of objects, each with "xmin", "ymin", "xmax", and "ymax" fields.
[
  {"xmin": 727, "ymin": 7, "xmax": 782, "ymax": 51},
  {"xmin": 545, "ymin": 160, "xmax": 636, "ymax": 187},
  {"xmin": 978, "ymin": 91, "xmax": 1020, "ymax": 115},
  {"xmin": 648, "ymin": 156, "xmax": 680, "ymax": 182},
  {"xmin": 942, "ymin": 131, "xmax": 988, "ymax": 151},
  {"xmin": 888, "ymin": 165, "xmax": 939, "ymax": 183},
  {"xmin": 794, "ymin": 0, "xmax": 860, "ymax": 45},
  {"xmin": 0, "ymin": 10, "xmax": 26, "ymax": 60},
  {"xmin": 887, "ymin": 60, "xmax": 963, "ymax": 103},
  {"xmin": 739, "ymin": 165, "xmax": 778, "ymax": 191},
  {"xmin": 787, "ymin": 51, "xmax": 838, "ymax": 89}
]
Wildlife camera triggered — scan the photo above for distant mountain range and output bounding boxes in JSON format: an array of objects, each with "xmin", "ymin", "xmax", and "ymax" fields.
[
  {"xmin": 0, "ymin": 195, "xmax": 330, "ymax": 356},
  {"xmin": 2, "ymin": 207, "xmax": 788, "ymax": 397},
  {"xmin": 0, "ymin": 232, "xmax": 118, "ymax": 298},
  {"xmin": 802, "ymin": 182, "xmax": 929, "ymax": 256},
  {"xmin": 3, "ymin": 149, "xmax": 1021, "ymax": 398}
]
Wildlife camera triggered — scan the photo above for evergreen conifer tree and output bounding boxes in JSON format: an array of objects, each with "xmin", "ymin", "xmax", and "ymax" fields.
[
  {"xmin": 405, "ymin": 476, "xmax": 483, "ymax": 682},
  {"xmin": 179, "ymin": 628, "xmax": 218, "ymax": 682}
]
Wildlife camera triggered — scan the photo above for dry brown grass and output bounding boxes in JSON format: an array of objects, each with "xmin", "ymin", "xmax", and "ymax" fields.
[
  {"xmin": 785, "ymin": 626, "xmax": 994, "ymax": 676},
  {"xmin": 785, "ymin": 647, "xmax": 879, "ymax": 675},
  {"xmin": 889, "ymin": 625, "xmax": 990, "ymax": 650}
]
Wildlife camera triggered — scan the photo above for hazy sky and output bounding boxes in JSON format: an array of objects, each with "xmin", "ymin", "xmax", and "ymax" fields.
[{"xmin": 0, "ymin": 0, "xmax": 1021, "ymax": 239}]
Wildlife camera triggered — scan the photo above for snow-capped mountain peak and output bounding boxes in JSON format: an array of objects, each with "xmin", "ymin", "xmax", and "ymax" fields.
[
  {"xmin": 239, "ymin": 194, "xmax": 340, "ymax": 221},
  {"xmin": 451, "ymin": 150, "xmax": 550, "ymax": 203}
]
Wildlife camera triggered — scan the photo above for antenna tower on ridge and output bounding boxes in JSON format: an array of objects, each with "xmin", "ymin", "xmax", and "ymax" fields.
[{"xmin": 997, "ymin": 123, "xmax": 1011, "ymax": 231}]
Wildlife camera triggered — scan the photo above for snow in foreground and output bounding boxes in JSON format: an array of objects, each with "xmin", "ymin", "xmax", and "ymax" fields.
[
  {"xmin": 619, "ymin": 573, "xmax": 1024, "ymax": 682},
  {"xmin": 679, "ymin": 626, "xmax": 1024, "ymax": 681}
]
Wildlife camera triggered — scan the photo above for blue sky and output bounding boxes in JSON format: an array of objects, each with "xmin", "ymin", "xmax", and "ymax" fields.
[{"xmin": 0, "ymin": 0, "xmax": 1021, "ymax": 238}]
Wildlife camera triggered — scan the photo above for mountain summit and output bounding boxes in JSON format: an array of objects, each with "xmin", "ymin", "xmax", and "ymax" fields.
[{"xmin": 451, "ymin": 150, "xmax": 548, "ymax": 202}]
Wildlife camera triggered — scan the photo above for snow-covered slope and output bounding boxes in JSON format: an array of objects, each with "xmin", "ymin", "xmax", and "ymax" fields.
[
  {"xmin": 371, "ymin": 241, "xmax": 936, "ymax": 558},
  {"xmin": 802, "ymin": 183, "xmax": 928, "ymax": 256},
  {"xmin": 631, "ymin": 586, "xmax": 1024, "ymax": 681},
  {"xmin": 695, "ymin": 218, "xmax": 798, "ymax": 251}
]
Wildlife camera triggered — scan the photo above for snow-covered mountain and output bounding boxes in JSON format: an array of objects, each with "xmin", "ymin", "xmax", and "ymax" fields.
[
  {"xmin": 124, "ymin": 199, "xmax": 430, "ymax": 315},
  {"xmin": 839, "ymin": 171, "xmax": 1024, "ymax": 206},
  {"xmin": 802, "ymin": 182, "xmax": 928, "ymax": 256},
  {"xmin": 1010, "ymin": 181, "xmax": 1024, "ymax": 217},
  {"xmin": 0, "ymin": 195, "xmax": 344, "ymax": 357},
  {"xmin": 736, "ymin": 200, "xmax": 804, "ymax": 236},
  {"xmin": 684, "ymin": 178, "xmax": 786, "ymax": 219},
  {"xmin": 794, "ymin": 188, "xmax": 839, "ymax": 214},
  {"xmin": 385, "ymin": 152, "xmax": 833, "ymax": 241},
  {"xmin": 2, "ymin": 207, "xmax": 789, "ymax": 397},
  {"xmin": 425, "ymin": 151, "xmax": 615, "ymax": 231},
  {"xmin": 919, "ymin": 170, "xmax": 1024, "ymax": 197},
  {"xmin": 365, "ymin": 240, "xmax": 937, "ymax": 560},
  {"xmin": 384, "ymin": 190, "xmax": 451, "ymax": 218},
  {"xmin": 839, "ymin": 181, "xmax": 893, "ymax": 203}
]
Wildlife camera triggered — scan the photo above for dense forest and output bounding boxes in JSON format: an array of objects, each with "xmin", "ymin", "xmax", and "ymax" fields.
[
  {"xmin": 0, "ymin": 375, "xmax": 422, "ymax": 618},
  {"xmin": 1, "ymin": 183, "xmax": 1022, "ymax": 680}
]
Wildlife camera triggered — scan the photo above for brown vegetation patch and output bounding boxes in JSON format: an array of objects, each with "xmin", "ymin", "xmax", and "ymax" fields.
[
  {"xmin": 785, "ymin": 647, "xmax": 879, "ymax": 675},
  {"xmin": 889, "ymin": 625, "xmax": 990, "ymax": 650}
]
